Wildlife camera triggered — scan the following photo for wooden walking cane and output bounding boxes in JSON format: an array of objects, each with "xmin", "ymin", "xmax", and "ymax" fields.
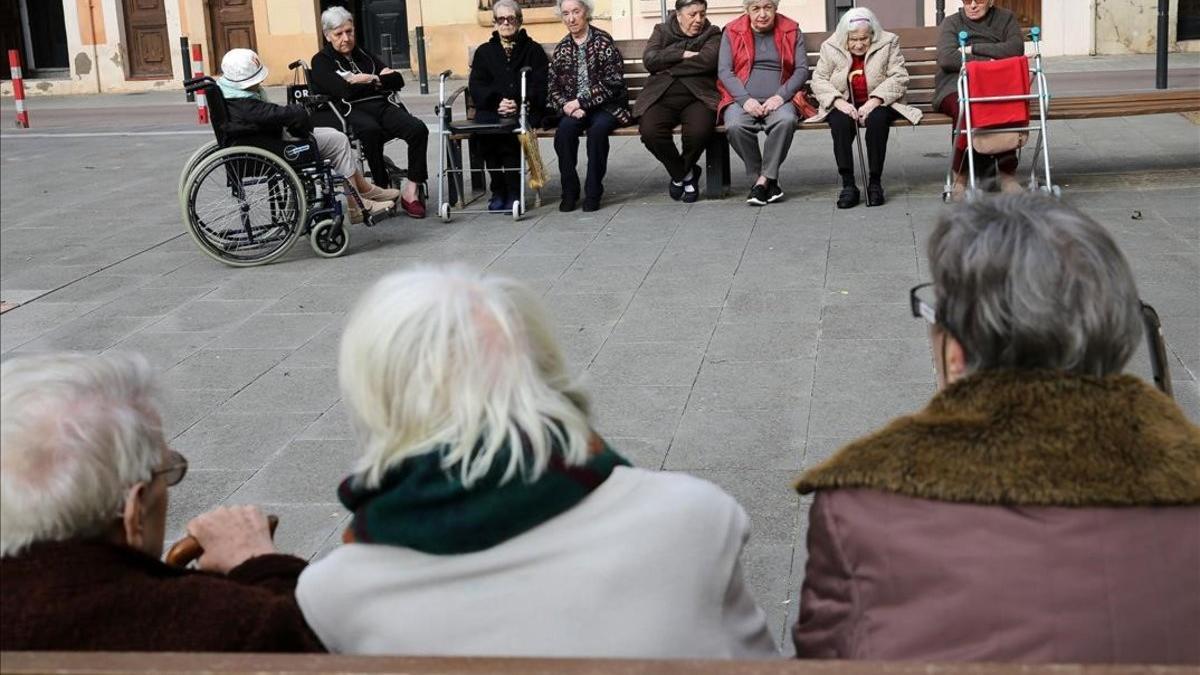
[{"xmin": 847, "ymin": 68, "xmax": 870, "ymax": 194}]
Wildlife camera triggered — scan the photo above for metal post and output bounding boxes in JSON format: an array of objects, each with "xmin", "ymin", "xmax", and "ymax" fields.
[
  {"xmin": 1156, "ymin": 0, "xmax": 1169, "ymax": 89},
  {"xmin": 416, "ymin": 26, "xmax": 429, "ymax": 95},
  {"xmin": 936, "ymin": 0, "xmax": 945, "ymax": 24},
  {"xmin": 660, "ymin": 0, "xmax": 667, "ymax": 22},
  {"xmin": 381, "ymin": 33, "xmax": 394, "ymax": 70},
  {"xmin": 180, "ymin": 37, "xmax": 193, "ymax": 102}
]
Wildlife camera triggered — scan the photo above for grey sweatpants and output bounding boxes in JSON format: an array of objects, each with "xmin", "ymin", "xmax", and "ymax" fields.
[
  {"xmin": 723, "ymin": 104, "xmax": 797, "ymax": 180},
  {"xmin": 311, "ymin": 126, "xmax": 358, "ymax": 179}
]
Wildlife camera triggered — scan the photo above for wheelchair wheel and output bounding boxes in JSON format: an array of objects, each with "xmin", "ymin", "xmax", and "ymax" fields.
[
  {"xmin": 310, "ymin": 219, "xmax": 350, "ymax": 258},
  {"xmin": 182, "ymin": 146, "xmax": 308, "ymax": 267},
  {"xmin": 178, "ymin": 140, "xmax": 220, "ymax": 204}
]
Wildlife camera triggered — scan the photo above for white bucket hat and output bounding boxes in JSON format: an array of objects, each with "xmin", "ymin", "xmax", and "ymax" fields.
[{"xmin": 220, "ymin": 48, "xmax": 269, "ymax": 89}]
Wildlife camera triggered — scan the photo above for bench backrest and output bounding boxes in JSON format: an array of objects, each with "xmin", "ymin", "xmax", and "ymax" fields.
[{"xmin": 463, "ymin": 27, "xmax": 944, "ymax": 118}]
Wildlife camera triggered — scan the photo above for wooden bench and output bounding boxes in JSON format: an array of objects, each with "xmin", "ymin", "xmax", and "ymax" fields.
[
  {"xmin": 3, "ymin": 651, "xmax": 1193, "ymax": 675},
  {"xmin": 453, "ymin": 27, "xmax": 1200, "ymax": 200}
]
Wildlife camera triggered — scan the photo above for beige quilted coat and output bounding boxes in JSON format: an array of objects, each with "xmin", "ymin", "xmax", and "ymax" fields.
[{"xmin": 804, "ymin": 30, "xmax": 922, "ymax": 125}]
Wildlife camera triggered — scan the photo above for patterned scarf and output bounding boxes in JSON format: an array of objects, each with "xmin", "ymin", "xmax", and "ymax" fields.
[{"xmin": 339, "ymin": 431, "xmax": 629, "ymax": 554}]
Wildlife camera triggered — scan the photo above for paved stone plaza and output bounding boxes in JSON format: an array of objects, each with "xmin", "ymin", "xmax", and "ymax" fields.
[{"xmin": 1, "ymin": 90, "xmax": 1197, "ymax": 652}]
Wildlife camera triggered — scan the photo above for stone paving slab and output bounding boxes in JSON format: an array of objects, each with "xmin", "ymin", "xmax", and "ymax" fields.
[{"xmin": 1, "ymin": 108, "xmax": 1198, "ymax": 653}]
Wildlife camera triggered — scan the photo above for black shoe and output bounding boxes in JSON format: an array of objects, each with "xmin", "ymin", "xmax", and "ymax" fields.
[
  {"xmin": 837, "ymin": 185, "xmax": 861, "ymax": 209},
  {"xmin": 581, "ymin": 198, "xmax": 600, "ymax": 212},
  {"xmin": 681, "ymin": 165, "xmax": 701, "ymax": 204},
  {"xmin": 559, "ymin": 195, "xmax": 577, "ymax": 212},
  {"xmin": 746, "ymin": 183, "xmax": 769, "ymax": 206},
  {"xmin": 669, "ymin": 178, "xmax": 685, "ymax": 201},
  {"xmin": 765, "ymin": 180, "xmax": 784, "ymax": 203},
  {"xmin": 866, "ymin": 183, "xmax": 885, "ymax": 207}
]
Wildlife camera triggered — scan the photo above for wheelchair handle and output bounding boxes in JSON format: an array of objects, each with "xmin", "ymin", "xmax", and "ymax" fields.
[
  {"xmin": 958, "ymin": 31, "xmax": 969, "ymax": 47},
  {"xmin": 438, "ymin": 69, "xmax": 453, "ymax": 81},
  {"xmin": 288, "ymin": 59, "xmax": 308, "ymax": 70},
  {"xmin": 184, "ymin": 76, "xmax": 215, "ymax": 94}
]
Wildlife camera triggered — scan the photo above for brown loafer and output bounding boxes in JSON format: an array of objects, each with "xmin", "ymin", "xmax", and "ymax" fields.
[{"xmin": 400, "ymin": 197, "xmax": 426, "ymax": 219}]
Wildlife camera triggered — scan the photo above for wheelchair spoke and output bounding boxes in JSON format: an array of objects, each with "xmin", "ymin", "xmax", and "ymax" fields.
[{"xmin": 187, "ymin": 152, "xmax": 304, "ymax": 263}]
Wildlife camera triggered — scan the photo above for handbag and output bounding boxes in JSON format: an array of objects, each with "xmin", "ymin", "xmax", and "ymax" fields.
[
  {"xmin": 791, "ymin": 84, "xmax": 819, "ymax": 118},
  {"xmin": 287, "ymin": 66, "xmax": 311, "ymax": 105}
]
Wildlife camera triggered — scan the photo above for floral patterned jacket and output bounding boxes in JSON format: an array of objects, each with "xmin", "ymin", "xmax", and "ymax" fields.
[{"xmin": 546, "ymin": 26, "xmax": 632, "ymax": 127}]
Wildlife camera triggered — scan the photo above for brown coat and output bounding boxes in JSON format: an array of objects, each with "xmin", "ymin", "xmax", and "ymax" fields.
[
  {"xmin": 793, "ymin": 370, "xmax": 1200, "ymax": 664},
  {"xmin": 805, "ymin": 31, "xmax": 922, "ymax": 125},
  {"xmin": 0, "ymin": 540, "xmax": 325, "ymax": 652},
  {"xmin": 633, "ymin": 15, "xmax": 722, "ymax": 118}
]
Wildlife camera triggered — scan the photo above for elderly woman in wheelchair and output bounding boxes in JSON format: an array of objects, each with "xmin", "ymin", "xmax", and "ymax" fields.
[
  {"xmin": 310, "ymin": 6, "xmax": 429, "ymax": 219},
  {"xmin": 179, "ymin": 49, "xmax": 394, "ymax": 267}
]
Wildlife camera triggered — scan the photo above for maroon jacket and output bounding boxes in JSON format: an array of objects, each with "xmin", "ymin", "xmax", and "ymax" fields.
[
  {"xmin": 1, "ymin": 540, "xmax": 324, "ymax": 652},
  {"xmin": 793, "ymin": 370, "xmax": 1200, "ymax": 664}
]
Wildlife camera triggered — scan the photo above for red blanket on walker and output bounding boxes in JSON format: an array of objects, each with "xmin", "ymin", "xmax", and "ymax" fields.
[{"xmin": 957, "ymin": 55, "xmax": 1030, "ymax": 150}]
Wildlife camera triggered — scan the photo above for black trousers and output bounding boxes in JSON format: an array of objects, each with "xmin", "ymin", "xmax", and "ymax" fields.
[
  {"xmin": 827, "ymin": 106, "xmax": 901, "ymax": 182},
  {"xmin": 637, "ymin": 82, "xmax": 715, "ymax": 181},
  {"xmin": 315, "ymin": 98, "xmax": 429, "ymax": 187},
  {"xmin": 554, "ymin": 109, "xmax": 619, "ymax": 201},
  {"xmin": 474, "ymin": 111, "xmax": 523, "ymax": 198}
]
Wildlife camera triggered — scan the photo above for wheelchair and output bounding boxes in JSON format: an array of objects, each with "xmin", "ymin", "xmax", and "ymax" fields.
[{"xmin": 179, "ymin": 75, "xmax": 377, "ymax": 267}]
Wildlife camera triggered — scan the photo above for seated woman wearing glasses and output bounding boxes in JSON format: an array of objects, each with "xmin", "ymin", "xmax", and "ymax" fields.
[
  {"xmin": 792, "ymin": 193, "xmax": 1200, "ymax": 663},
  {"xmin": 0, "ymin": 353, "xmax": 322, "ymax": 652}
]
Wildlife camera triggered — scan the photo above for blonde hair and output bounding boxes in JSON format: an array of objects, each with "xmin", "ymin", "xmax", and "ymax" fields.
[
  {"xmin": 834, "ymin": 7, "xmax": 883, "ymax": 46},
  {"xmin": 339, "ymin": 265, "xmax": 592, "ymax": 489},
  {"xmin": 1, "ymin": 352, "xmax": 162, "ymax": 557}
]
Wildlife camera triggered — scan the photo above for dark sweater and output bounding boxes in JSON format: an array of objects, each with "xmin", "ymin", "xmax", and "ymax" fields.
[
  {"xmin": 933, "ymin": 7, "xmax": 1024, "ymax": 109},
  {"xmin": 468, "ymin": 29, "xmax": 550, "ymax": 127},
  {"xmin": 0, "ymin": 540, "xmax": 324, "ymax": 652},
  {"xmin": 223, "ymin": 96, "xmax": 312, "ymax": 139},
  {"xmin": 310, "ymin": 44, "xmax": 405, "ymax": 116}
]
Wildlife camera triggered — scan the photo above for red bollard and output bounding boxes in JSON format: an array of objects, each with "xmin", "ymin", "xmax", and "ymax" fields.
[
  {"xmin": 8, "ymin": 49, "xmax": 29, "ymax": 128},
  {"xmin": 191, "ymin": 44, "xmax": 208, "ymax": 124}
]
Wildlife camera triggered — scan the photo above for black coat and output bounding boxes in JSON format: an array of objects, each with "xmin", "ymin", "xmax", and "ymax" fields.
[
  {"xmin": 468, "ymin": 29, "xmax": 549, "ymax": 127},
  {"xmin": 223, "ymin": 95, "xmax": 312, "ymax": 139},
  {"xmin": 310, "ymin": 43, "xmax": 405, "ymax": 116}
]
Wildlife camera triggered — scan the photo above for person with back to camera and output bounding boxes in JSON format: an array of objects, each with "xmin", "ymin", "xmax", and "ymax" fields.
[
  {"xmin": 0, "ymin": 352, "xmax": 323, "ymax": 652},
  {"xmin": 717, "ymin": 0, "xmax": 807, "ymax": 207},
  {"xmin": 805, "ymin": 7, "xmax": 921, "ymax": 209},
  {"xmin": 791, "ymin": 192, "xmax": 1200, "ymax": 663},
  {"xmin": 216, "ymin": 48, "xmax": 394, "ymax": 223},
  {"xmin": 310, "ymin": 6, "xmax": 429, "ymax": 218},
  {"xmin": 546, "ymin": 0, "xmax": 633, "ymax": 213},
  {"xmin": 636, "ymin": 0, "xmax": 722, "ymax": 204},
  {"xmin": 294, "ymin": 264, "xmax": 779, "ymax": 659},
  {"xmin": 934, "ymin": 0, "xmax": 1025, "ymax": 199},
  {"xmin": 468, "ymin": 0, "xmax": 550, "ymax": 213}
]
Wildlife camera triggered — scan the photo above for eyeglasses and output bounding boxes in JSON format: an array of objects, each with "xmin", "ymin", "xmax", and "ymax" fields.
[
  {"xmin": 152, "ymin": 449, "xmax": 189, "ymax": 487},
  {"xmin": 494, "ymin": 15, "xmax": 519, "ymax": 25},
  {"xmin": 908, "ymin": 283, "xmax": 1173, "ymax": 398}
]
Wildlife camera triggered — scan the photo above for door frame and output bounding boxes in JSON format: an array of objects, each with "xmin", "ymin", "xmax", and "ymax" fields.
[{"xmin": 826, "ymin": 0, "xmax": 923, "ymax": 32}]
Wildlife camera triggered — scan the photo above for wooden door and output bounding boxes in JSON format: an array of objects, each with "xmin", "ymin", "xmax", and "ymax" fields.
[
  {"xmin": 208, "ymin": 0, "xmax": 257, "ymax": 71},
  {"xmin": 122, "ymin": 0, "xmax": 172, "ymax": 79},
  {"xmin": 993, "ymin": 0, "xmax": 1040, "ymax": 29}
]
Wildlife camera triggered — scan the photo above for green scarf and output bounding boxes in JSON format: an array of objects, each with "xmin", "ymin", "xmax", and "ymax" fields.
[
  {"xmin": 216, "ymin": 78, "xmax": 267, "ymax": 101},
  {"xmin": 339, "ymin": 431, "xmax": 629, "ymax": 554}
]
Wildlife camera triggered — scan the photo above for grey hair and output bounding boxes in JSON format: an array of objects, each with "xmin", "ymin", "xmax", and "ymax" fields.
[
  {"xmin": 676, "ymin": 0, "xmax": 707, "ymax": 11},
  {"xmin": 927, "ymin": 193, "xmax": 1144, "ymax": 377},
  {"xmin": 339, "ymin": 264, "xmax": 592, "ymax": 490},
  {"xmin": 834, "ymin": 7, "xmax": 883, "ymax": 44},
  {"xmin": 1, "ymin": 352, "xmax": 163, "ymax": 558},
  {"xmin": 492, "ymin": 0, "xmax": 524, "ymax": 24},
  {"xmin": 321, "ymin": 6, "xmax": 354, "ymax": 34},
  {"xmin": 555, "ymin": 0, "xmax": 594, "ymax": 20},
  {"xmin": 742, "ymin": 0, "xmax": 779, "ymax": 9}
]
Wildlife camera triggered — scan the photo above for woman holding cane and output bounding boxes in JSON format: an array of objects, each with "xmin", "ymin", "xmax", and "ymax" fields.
[{"xmin": 806, "ymin": 7, "xmax": 921, "ymax": 208}]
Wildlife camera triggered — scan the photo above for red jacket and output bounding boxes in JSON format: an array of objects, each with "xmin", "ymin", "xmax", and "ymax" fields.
[{"xmin": 716, "ymin": 13, "xmax": 802, "ymax": 118}]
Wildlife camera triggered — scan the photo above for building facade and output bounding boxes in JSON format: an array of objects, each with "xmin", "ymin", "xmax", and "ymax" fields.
[{"xmin": 2, "ymin": 0, "xmax": 1197, "ymax": 97}]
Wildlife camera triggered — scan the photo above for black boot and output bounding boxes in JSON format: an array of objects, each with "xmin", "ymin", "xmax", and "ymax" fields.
[
  {"xmin": 866, "ymin": 181, "xmax": 885, "ymax": 207},
  {"xmin": 836, "ymin": 172, "xmax": 859, "ymax": 209}
]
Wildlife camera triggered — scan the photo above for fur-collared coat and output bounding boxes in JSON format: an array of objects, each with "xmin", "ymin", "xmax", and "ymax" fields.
[
  {"xmin": 546, "ymin": 26, "xmax": 632, "ymax": 127},
  {"xmin": 792, "ymin": 369, "xmax": 1200, "ymax": 663},
  {"xmin": 804, "ymin": 31, "xmax": 922, "ymax": 125}
]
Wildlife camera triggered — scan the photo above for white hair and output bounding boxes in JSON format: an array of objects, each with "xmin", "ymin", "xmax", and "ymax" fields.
[
  {"xmin": 492, "ymin": 0, "xmax": 524, "ymax": 24},
  {"xmin": 555, "ymin": 0, "xmax": 594, "ymax": 20},
  {"xmin": 834, "ymin": 7, "xmax": 883, "ymax": 46},
  {"xmin": 321, "ymin": 6, "xmax": 354, "ymax": 34},
  {"xmin": 339, "ymin": 265, "xmax": 592, "ymax": 490},
  {"xmin": 742, "ymin": 0, "xmax": 779, "ymax": 10},
  {"xmin": 1, "ymin": 352, "xmax": 162, "ymax": 558}
]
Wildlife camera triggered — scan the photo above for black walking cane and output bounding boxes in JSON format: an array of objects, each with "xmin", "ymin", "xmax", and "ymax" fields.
[{"xmin": 846, "ymin": 69, "xmax": 870, "ymax": 195}]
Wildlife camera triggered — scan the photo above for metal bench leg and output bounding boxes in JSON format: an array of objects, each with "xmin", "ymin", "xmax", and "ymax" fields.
[{"xmin": 705, "ymin": 132, "xmax": 730, "ymax": 200}]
